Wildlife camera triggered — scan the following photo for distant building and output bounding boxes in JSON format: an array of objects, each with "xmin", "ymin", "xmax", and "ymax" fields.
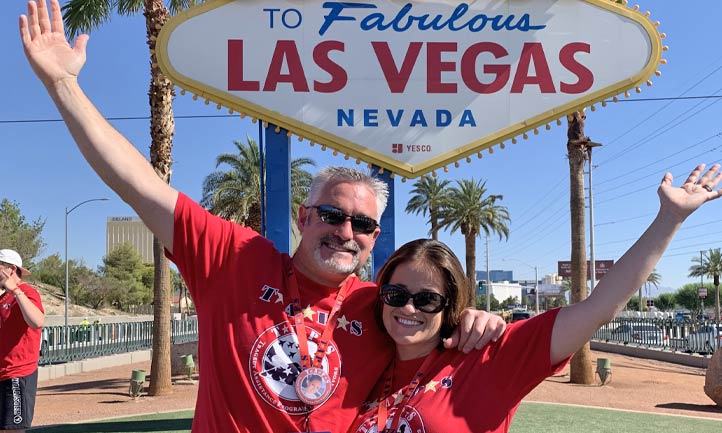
[
  {"xmin": 477, "ymin": 281, "xmax": 523, "ymax": 302},
  {"xmin": 106, "ymin": 216, "xmax": 154, "ymax": 264},
  {"xmin": 476, "ymin": 270, "xmax": 513, "ymax": 282}
]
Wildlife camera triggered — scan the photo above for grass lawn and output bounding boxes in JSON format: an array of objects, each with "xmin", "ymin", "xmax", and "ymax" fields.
[
  {"xmin": 28, "ymin": 403, "xmax": 722, "ymax": 432},
  {"xmin": 511, "ymin": 402, "xmax": 722, "ymax": 433},
  {"xmin": 28, "ymin": 410, "xmax": 193, "ymax": 433}
]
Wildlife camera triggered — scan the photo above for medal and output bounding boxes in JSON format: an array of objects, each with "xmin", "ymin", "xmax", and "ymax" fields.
[
  {"xmin": 295, "ymin": 366, "xmax": 333, "ymax": 406},
  {"xmin": 286, "ymin": 269, "xmax": 351, "ymax": 407}
]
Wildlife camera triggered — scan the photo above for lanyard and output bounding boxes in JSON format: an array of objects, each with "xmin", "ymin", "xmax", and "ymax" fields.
[
  {"xmin": 286, "ymin": 269, "xmax": 351, "ymax": 370},
  {"xmin": 376, "ymin": 351, "xmax": 437, "ymax": 433}
]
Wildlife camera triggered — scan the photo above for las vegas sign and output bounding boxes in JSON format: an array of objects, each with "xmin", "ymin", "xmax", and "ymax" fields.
[{"xmin": 156, "ymin": 0, "xmax": 664, "ymax": 179}]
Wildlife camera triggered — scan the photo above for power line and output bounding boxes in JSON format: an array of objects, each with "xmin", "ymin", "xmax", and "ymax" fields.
[
  {"xmin": 2, "ymin": 94, "xmax": 722, "ymax": 124},
  {"xmin": 0, "ymin": 114, "xmax": 238, "ymax": 124}
]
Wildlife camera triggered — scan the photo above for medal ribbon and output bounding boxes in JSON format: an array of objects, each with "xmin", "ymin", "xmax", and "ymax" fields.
[
  {"xmin": 287, "ymin": 269, "xmax": 351, "ymax": 370},
  {"xmin": 376, "ymin": 351, "xmax": 437, "ymax": 433}
]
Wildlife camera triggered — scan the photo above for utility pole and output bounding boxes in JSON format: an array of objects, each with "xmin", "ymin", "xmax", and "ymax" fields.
[
  {"xmin": 485, "ymin": 236, "xmax": 491, "ymax": 312},
  {"xmin": 700, "ymin": 250, "xmax": 705, "ymax": 319},
  {"xmin": 534, "ymin": 265, "xmax": 539, "ymax": 314},
  {"xmin": 587, "ymin": 143, "xmax": 601, "ymax": 293}
]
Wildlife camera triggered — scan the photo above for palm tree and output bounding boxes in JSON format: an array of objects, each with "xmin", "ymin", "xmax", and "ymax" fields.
[
  {"xmin": 689, "ymin": 249, "xmax": 722, "ymax": 321},
  {"xmin": 201, "ymin": 137, "xmax": 315, "ymax": 232},
  {"xmin": 405, "ymin": 176, "xmax": 451, "ymax": 240},
  {"xmin": 63, "ymin": 0, "xmax": 201, "ymax": 396},
  {"xmin": 639, "ymin": 269, "xmax": 661, "ymax": 312},
  {"xmin": 566, "ymin": 110, "xmax": 595, "ymax": 384},
  {"xmin": 437, "ymin": 179, "xmax": 510, "ymax": 301}
]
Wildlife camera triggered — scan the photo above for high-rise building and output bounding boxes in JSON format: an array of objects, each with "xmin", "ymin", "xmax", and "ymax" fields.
[{"xmin": 106, "ymin": 216, "xmax": 154, "ymax": 264}]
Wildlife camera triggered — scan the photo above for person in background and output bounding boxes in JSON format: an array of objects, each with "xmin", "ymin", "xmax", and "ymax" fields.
[
  {"xmin": 18, "ymin": 2, "xmax": 506, "ymax": 432},
  {"xmin": 0, "ymin": 249, "xmax": 45, "ymax": 433},
  {"xmin": 352, "ymin": 163, "xmax": 722, "ymax": 433}
]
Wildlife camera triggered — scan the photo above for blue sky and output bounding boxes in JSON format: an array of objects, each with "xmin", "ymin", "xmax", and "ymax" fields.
[{"xmin": 2, "ymin": 1, "xmax": 722, "ymax": 293}]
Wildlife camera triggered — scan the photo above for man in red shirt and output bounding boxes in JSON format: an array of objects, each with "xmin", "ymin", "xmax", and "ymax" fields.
[
  {"xmin": 19, "ymin": 2, "xmax": 505, "ymax": 432},
  {"xmin": 0, "ymin": 249, "xmax": 45, "ymax": 432}
]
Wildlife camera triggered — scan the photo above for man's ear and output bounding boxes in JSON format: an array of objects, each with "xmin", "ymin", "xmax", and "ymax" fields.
[
  {"xmin": 297, "ymin": 205, "xmax": 309, "ymax": 233},
  {"xmin": 370, "ymin": 227, "xmax": 381, "ymax": 243}
]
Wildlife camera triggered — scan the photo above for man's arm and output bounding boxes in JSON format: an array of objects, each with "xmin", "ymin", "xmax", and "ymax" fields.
[
  {"xmin": 549, "ymin": 163, "xmax": 722, "ymax": 365},
  {"xmin": 20, "ymin": 0, "xmax": 177, "ymax": 252}
]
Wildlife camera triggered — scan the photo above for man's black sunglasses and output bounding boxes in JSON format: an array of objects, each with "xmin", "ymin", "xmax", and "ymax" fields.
[
  {"xmin": 308, "ymin": 205, "xmax": 379, "ymax": 234},
  {"xmin": 379, "ymin": 284, "xmax": 448, "ymax": 314}
]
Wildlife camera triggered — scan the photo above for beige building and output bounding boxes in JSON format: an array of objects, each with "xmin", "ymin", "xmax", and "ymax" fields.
[{"xmin": 106, "ymin": 216, "xmax": 154, "ymax": 264}]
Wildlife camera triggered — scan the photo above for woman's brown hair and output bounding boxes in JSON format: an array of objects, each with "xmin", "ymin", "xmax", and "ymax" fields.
[{"xmin": 375, "ymin": 239, "xmax": 472, "ymax": 340}]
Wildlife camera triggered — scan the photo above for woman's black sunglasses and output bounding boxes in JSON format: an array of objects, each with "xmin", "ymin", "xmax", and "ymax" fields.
[
  {"xmin": 379, "ymin": 284, "xmax": 448, "ymax": 314},
  {"xmin": 308, "ymin": 205, "xmax": 379, "ymax": 234}
]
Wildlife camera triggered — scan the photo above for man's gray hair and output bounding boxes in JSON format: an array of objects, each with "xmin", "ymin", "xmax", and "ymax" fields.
[{"xmin": 305, "ymin": 167, "xmax": 389, "ymax": 220}]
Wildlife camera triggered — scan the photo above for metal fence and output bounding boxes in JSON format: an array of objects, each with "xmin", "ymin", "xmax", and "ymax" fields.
[
  {"xmin": 593, "ymin": 317, "xmax": 722, "ymax": 355},
  {"xmin": 39, "ymin": 317, "xmax": 199, "ymax": 365}
]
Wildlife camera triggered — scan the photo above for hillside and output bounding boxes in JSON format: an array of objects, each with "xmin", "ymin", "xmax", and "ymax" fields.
[{"xmin": 25, "ymin": 281, "xmax": 126, "ymax": 318}]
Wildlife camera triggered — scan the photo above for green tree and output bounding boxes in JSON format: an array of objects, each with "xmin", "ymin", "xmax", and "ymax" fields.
[
  {"xmin": 500, "ymin": 296, "xmax": 520, "ymax": 310},
  {"xmin": 34, "ymin": 254, "xmax": 66, "ymax": 288},
  {"xmin": 639, "ymin": 268, "xmax": 661, "ymax": 313},
  {"xmin": 70, "ymin": 263, "xmax": 103, "ymax": 307},
  {"xmin": 437, "ymin": 179, "xmax": 510, "ymax": 301},
  {"xmin": 201, "ymin": 137, "xmax": 315, "ymax": 232},
  {"xmin": 548, "ymin": 297, "xmax": 567, "ymax": 308},
  {"xmin": 688, "ymin": 249, "xmax": 722, "ymax": 321},
  {"xmin": 100, "ymin": 243, "xmax": 150, "ymax": 311},
  {"xmin": 674, "ymin": 283, "xmax": 711, "ymax": 313},
  {"xmin": 476, "ymin": 294, "xmax": 500, "ymax": 311},
  {"xmin": 626, "ymin": 295, "xmax": 641, "ymax": 312},
  {"xmin": 405, "ymin": 176, "xmax": 451, "ymax": 240},
  {"xmin": 0, "ymin": 199, "xmax": 45, "ymax": 266},
  {"xmin": 62, "ymin": 0, "xmax": 202, "ymax": 395},
  {"xmin": 655, "ymin": 293, "xmax": 677, "ymax": 311}
]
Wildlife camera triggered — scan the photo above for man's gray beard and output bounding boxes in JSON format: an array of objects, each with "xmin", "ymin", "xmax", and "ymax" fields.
[{"xmin": 313, "ymin": 248, "xmax": 359, "ymax": 276}]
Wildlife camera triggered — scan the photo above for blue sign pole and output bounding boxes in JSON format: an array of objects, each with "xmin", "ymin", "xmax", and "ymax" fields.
[
  {"xmin": 265, "ymin": 125, "xmax": 291, "ymax": 253},
  {"xmin": 371, "ymin": 166, "xmax": 395, "ymax": 280}
]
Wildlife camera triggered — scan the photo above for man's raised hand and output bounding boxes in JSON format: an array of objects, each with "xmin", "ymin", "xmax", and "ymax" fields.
[{"xmin": 20, "ymin": 0, "xmax": 88, "ymax": 88}]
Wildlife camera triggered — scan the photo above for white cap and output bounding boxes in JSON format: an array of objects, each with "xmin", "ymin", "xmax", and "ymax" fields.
[{"xmin": 0, "ymin": 249, "xmax": 30, "ymax": 276}]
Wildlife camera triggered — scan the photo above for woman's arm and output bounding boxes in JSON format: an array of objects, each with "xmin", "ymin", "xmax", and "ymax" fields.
[{"xmin": 550, "ymin": 164, "xmax": 722, "ymax": 365}]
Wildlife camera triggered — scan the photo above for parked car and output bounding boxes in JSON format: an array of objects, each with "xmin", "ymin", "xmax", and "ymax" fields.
[
  {"xmin": 610, "ymin": 323, "xmax": 667, "ymax": 346},
  {"xmin": 674, "ymin": 312, "xmax": 692, "ymax": 322},
  {"xmin": 685, "ymin": 324, "xmax": 722, "ymax": 354},
  {"xmin": 510, "ymin": 311, "xmax": 534, "ymax": 323}
]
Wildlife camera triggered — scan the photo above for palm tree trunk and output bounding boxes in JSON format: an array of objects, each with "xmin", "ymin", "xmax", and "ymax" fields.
[
  {"xmin": 430, "ymin": 211, "xmax": 439, "ymax": 241},
  {"xmin": 567, "ymin": 111, "xmax": 594, "ymax": 384},
  {"xmin": 464, "ymin": 231, "xmax": 477, "ymax": 306},
  {"xmin": 145, "ymin": 0, "xmax": 174, "ymax": 396}
]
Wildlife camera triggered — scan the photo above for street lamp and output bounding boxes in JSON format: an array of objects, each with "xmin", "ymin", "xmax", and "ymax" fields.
[
  {"xmin": 502, "ymin": 258, "xmax": 539, "ymax": 313},
  {"xmin": 65, "ymin": 198, "xmax": 108, "ymax": 347}
]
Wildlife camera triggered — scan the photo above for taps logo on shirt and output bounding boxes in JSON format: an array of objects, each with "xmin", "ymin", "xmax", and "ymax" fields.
[
  {"xmin": 259, "ymin": 285, "xmax": 285, "ymax": 305},
  {"xmin": 249, "ymin": 323, "xmax": 341, "ymax": 414}
]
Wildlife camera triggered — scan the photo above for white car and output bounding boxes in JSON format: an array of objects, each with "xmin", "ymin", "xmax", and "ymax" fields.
[
  {"xmin": 685, "ymin": 325, "xmax": 722, "ymax": 354},
  {"xmin": 610, "ymin": 324, "xmax": 667, "ymax": 346}
]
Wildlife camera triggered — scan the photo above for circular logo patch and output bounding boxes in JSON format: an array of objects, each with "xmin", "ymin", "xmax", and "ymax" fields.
[{"xmin": 249, "ymin": 323, "xmax": 341, "ymax": 413}]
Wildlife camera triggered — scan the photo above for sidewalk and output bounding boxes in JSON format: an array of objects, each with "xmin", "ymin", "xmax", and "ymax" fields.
[
  {"xmin": 34, "ymin": 360, "xmax": 198, "ymax": 426},
  {"xmin": 32, "ymin": 350, "xmax": 722, "ymax": 427}
]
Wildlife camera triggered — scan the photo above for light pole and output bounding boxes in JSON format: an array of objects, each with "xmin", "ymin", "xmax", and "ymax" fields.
[
  {"xmin": 65, "ymin": 198, "xmax": 108, "ymax": 347},
  {"xmin": 503, "ymin": 258, "xmax": 539, "ymax": 313},
  {"xmin": 586, "ymin": 142, "xmax": 602, "ymax": 293}
]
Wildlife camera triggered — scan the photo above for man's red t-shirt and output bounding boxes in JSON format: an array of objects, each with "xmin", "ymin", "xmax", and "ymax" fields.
[
  {"xmin": 167, "ymin": 193, "xmax": 393, "ymax": 433},
  {"xmin": 351, "ymin": 309, "xmax": 569, "ymax": 433},
  {"xmin": 0, "ymin": 282, "xmax": 44, "ymax": 380}
]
